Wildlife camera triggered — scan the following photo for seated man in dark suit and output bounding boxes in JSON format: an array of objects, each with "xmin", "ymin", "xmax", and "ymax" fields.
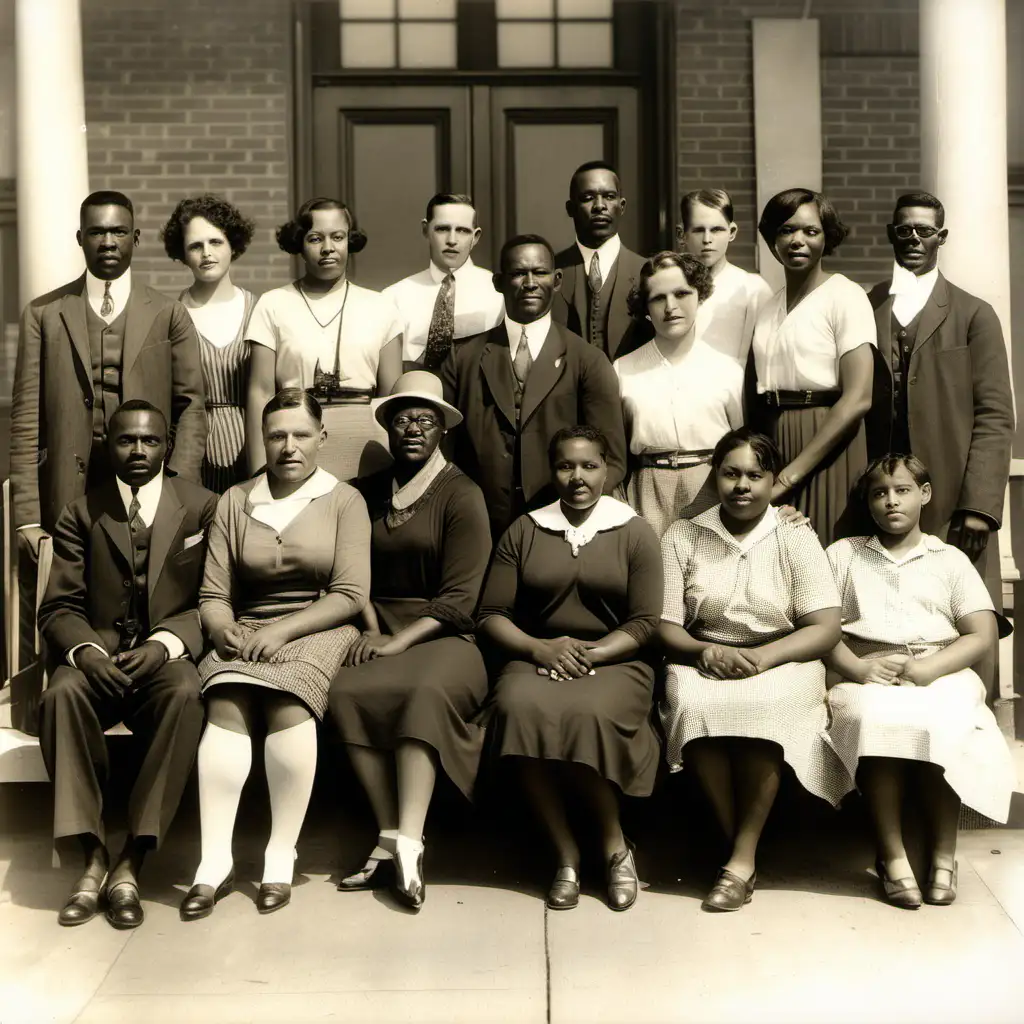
[
  {"xmin": 38, "ymin": 400, "xmax": 217, "ymax": 930},
  {"xmin": 441, "ymin": 234, "xmax": 626, "ymax": 538},
  {"xmin": 551, "ymin": 160, "xmax": 650, "ymax": 361}
]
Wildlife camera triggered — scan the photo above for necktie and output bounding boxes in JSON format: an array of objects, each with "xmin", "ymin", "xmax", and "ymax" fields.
[
  {"xmin": 512, "ymin": 326, "xmax": 533, "ymax": 387},
  {"xmin": 128, "ymin": 487, "xmax": 144, "ymax": 533},
  {"xmin": 100, "ymin": 280, "xmax": 114, "ymax": 319},
  {"xmin": 587, "ymin": 252, "xmax": 603, "ymax": 298},
  {"xmin": 423, "ymin": 272, "xmax": 456, "ymax": 369}
]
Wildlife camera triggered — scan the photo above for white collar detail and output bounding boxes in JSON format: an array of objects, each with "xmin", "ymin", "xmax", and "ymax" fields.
[
  {"xmin": 889, "ymin": 261, "xmax": 938, "ymax": 326},
  {"xmin": 693, "ymin": 502, "xmax": 780, "ymax": 553},
  {"xmin": 575, "ymin": 234, "xmax": 621, "ymax": 284},
  {"xmin": 428, "ymin": 259, "xmax": 476, "ymax": 285},
  {"xmin": 115, "ymin": 469, "xmax": 163, "ymax": 527},
  {"xmin": 248, "ymin": 467, "xmax": 339, "ymax": 531},
  {"xmin": 86, "ymin": 268, "xmax": 132, "ymax": 324},
  {"xmin": 504, "ymin": 312, "xmax": 552, "ymax": 361},
  {"xmin": 529, "ymin": 495, "xmax": 636, "ymax": 557}
]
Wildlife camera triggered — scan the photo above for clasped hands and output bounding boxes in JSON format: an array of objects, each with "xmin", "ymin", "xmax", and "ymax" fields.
[
  {"xmin": 213, "ymin": 622, "xmax": 290, "ymax": 663},
  {"xmin": 697, "ymin": 644, "xmax": 769, "ymax": 680},
  {"xmin": 343, "ymin": 630, "xmax": 398, "ymax": 667},
  {"xmin": 532, "ymin": 636, "xmax": 598, "ymax": 681},
  {"xmin": 857, "ymin": 653, "xmax": 932, "ymax": 687},
  {"xmin": 77, "ymin": 641, "xmax": 168, "ymax": 696}
]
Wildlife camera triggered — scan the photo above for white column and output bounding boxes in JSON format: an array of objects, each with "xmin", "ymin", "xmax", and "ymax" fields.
[{"xmin": 15, "ymin": 0, "xmax": 89, "ymax": 306}]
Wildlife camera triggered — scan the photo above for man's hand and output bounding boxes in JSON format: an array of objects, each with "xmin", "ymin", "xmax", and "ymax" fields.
[
  {"xmin": 113, "ymin": 641, "xmax": 169, "ymax": 682},
  {"xmin": 697, "ymin": 644, "xmax": 760, "ymax": 680},
  {"xmin": 18, "ymin": 526, "xmax": 49, "ymax": 559},
  {"xmin": 76, "ymin": 646, "xmax": 132, "ymax": 698},
  {"xmin": 947, "ymin": 512, "xmax": 991, "ymax": 562},
  {"xmin": 239, "ymin": 622, "xmax": 291, "ymax": 662},
  {"xmin": 344, "ymin": 630, "xmax": 392, "ymax": 667}
]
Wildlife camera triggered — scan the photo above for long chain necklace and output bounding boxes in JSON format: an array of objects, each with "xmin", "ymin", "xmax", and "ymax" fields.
[{"xmin": 297, "ymin": 279, "xmax": 350, "ymax": 379}]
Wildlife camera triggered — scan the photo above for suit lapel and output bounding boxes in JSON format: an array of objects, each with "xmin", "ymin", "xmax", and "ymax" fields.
[
  {"xmin": 912, "ymin": 273, "xmax": 950, "ymax": 356},
  {"xmin": 58, "ymin": 279, "xmax": 92, "ymax": 379},
  {"xmin": 122, "ymin": 285, "xmax": 158, "ymax": 378},
  {"xmin": 479, "ymin": 329, "xmax": 518, "ymax": 428},
  {"xmin": 148, "ymin": 476, "xmax": 186, "ymax": 595},
  {"xmin": 520, "ymin": 323, "xmax": 568, "ymax": 427},
  {"xmin": 97, "ymin": 484, "xmax": 134, "ymax": 569},
  {"xmin": 560, "ymin": 256, "xmax": 581, "ymax": 319},
  {"xmin": 873, "ymin": 291, "xmax": 894, "ymax": 372}
]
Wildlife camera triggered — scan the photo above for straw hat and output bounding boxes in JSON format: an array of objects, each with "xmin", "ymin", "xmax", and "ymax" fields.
[{"xmin": 372, "ymin": 370, "xmax": 463, "ymax": 431}]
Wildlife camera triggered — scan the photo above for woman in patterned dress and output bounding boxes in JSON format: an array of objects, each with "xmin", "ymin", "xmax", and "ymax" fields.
[
  {"xmin": 179, "ymin": 389, "xmax": 370, "ymax": 920},
  {"xmin": 659, "ymin": 427, "xmax": 847, "ymax": 912},
  {"xmin": 825, "ymin": 454, "xmax": 1015, "ymax": 909},
  {"xmin": 161, "ymin": 194, "xmax": 256, "ymax": 493}
]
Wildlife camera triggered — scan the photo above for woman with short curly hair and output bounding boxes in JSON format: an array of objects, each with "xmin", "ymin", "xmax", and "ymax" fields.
[{"xmin": 161, "ymin": 194, "xmax": 257, "ymax": 492}]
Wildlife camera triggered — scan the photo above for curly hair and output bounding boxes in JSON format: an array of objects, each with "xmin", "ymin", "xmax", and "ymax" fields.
[
  {"xmin": 626, "ymin": 251, "xmax": 714, "ymax": 322},
  {"xmin": 160, "ymin": 194, "xmax": 255, "ymax": 263},
  {"xmin": 275, "ymin": 198, "xmax": 367, "ymax": 256},
  {"xmin": 757, "ymin": 188, "xmax": 849, "ymax": 258}
]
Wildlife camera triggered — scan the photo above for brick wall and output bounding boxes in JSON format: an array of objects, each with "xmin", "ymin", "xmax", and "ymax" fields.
[{"xmin": 81, "ymin": 0, "xmax": 293, "ymax": 296}]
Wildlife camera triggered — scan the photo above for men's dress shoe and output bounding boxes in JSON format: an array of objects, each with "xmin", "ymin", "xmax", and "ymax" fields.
[
  {"xmin": 338, "ymin": 856, "xmax": 395, "ymax": 892},
  {"xmin": 393, "ymin": 836, "xmax": 425, "ymax": 911},
  {"xmin": 58, "ymin": 879, "xmax": 106, "ymax": 927},
  {"xmin": 702, "ymin": 868, "xmax": 756, "ymax": 912},
  {"xmin": 256, "ymin": 883, "xmax": 292, "ymax": 914},
  {"xmin": 105, "ymin": 881, "xmax": 145, "ymax": 929},
  {"xmin": 546, "ymin": 867, "xmax": 580, "ymax": 910},
  {"xmin": 924, "ymin": 862, "xmax": 958, "ymax": 906},
  {"xmin": 607, "ymin": 842, "xmax": 639, "ymax": 912},
  {"xmin": 180, "ymin": 870, "xmax": 235, "ymax": 921},
  {"xmin": 876, "ymin": 859, "xmax": 922, "ymax": 909}
]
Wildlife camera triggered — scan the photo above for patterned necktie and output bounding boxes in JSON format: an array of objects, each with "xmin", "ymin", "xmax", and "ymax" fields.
[
  {"xmin": 100, "ymin": 280, "xmax": 114, "ymax": 319},
  {"xmin": 587, "ymin": 252, "xmax": 603, "ymax": 299},
  {"xmin": 512, "ymin": 326, "xmax": 533, "ymax": 386},
  {"xmin": 128, "ymin": 487, "xmax": 144, "ymax": 533},
  {"xmin": 423, "ymin": 272, "xmax": 456, "ymax": 369}
]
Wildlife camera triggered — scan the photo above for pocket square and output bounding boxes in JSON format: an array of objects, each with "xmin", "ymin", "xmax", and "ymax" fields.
[{"xmin": 182, "ymin": 531, "xmax": 205, "ymax": 551}]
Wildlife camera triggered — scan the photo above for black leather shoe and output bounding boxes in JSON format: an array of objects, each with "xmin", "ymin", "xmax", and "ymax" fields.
[
  {"xmin": 180, "ymin": 870, "xmax": 235, "ymax": 921},
  {"xmin": 923, "ymin": 862, "xmax": 957, "ymax": 906},
  {"xmin": 546, "ymin": 867, "xmax": 580, "ymax": 910},
  {"xmin": 607, "ymin": 842, "xmax": 639, "ymax": 912},
  {"xmin": 105, "ymin": 881, "xmax": 145, "ymax": 929},
  {"xmin": 256, "ymin": 882, "xmax": 291, "ymax": 914},
  {"xmin": 876, "ymin": 859, "xmax": 922, "ymax": 909},
  {"xmin": 338, "ymin": 856, "xmax": 395, "ymax": 892},
  {"xmin": 58, "ymin": 882, "xmax": 105, "ymax": 927},
  {"xmin": 393, "ymin": 837, "xmax": 425, "ymax": 911},
  {"xmin": 702, "ymin": 868, "xmax": 756, "ymax": 912}
]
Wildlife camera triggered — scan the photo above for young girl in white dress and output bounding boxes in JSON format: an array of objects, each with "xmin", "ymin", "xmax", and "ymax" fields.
[{"xmin": 825, "ymin": 454, "xmax": 1015, "ymax": 909}]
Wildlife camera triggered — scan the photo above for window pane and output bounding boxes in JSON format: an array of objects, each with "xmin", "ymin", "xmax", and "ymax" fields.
[
  {"xmin": 341, "ymin": 22, "xmax": 397, "ymax": 67},
  {"xmin": 557, "ymin": 21, "xmax": 613, "ymax": 67},
  {"xmin": 498, "ymin": 22, "xmax": 555, "ymax": 67},
  {"xmin": 340, "ymin": 0, "xmax": 395, "ymax": 18},
  {"xmin": 398, "ymin": 0, "xmax": 456, "ymax": 18},
  {"xmin": 556, "ymin": 0, "xmax": 613, "ymax": 18},
  {"xmin": 496, "ymin": 0, "xmax": 554, "ymax": 19},
  {"xmin": 399, "ymin": 22, "xmax": 457, "ymax": 67}
]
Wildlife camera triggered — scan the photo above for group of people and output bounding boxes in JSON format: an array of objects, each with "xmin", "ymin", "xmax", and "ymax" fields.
[{"xmin": 7, "ymin": 159, "xmax": 1015, "ymax": 931}]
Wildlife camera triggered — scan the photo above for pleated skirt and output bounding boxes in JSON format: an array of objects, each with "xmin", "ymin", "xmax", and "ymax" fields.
[
  {"xmin": 202, "ymin": 405, "xmax": 248, "ymax": 494},
  {"xmin": 623, "ymin": 463, "xmax": 719, "ymax": 540}
]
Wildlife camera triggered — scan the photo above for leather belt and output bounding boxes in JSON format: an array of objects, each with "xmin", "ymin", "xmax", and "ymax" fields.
[
  {"xmin": 761, "ymin": 389, "xmax": 839, "ymax": 409},
  {"xmin": 636, "ymin": 448, "xmax": 714, "ymax": 470},
  {"xmin": 205, "ymin": 400, "xmax": 238, "ymax": 409}
]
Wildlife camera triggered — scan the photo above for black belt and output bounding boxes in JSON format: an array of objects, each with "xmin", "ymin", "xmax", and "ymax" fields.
[
  {"xmin": 636, "ymin": 448, "xmax": 713, "ymax": 470},
  {"xmin": 205, "ymin": 400, "xmax": 238, "ymax": 409},
  {"xmin": 305, "ymin": 386, "xmax": 374, "ymax": 407},
  {"xmin": 761, "ymin": 389, "xmax": 839, "ymax": 409}
]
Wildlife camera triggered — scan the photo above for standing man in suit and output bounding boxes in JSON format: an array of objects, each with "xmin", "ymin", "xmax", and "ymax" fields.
[
  {"xmin": 382, "ymin": 192, "xmax": 504, "ymax": 373},
  {"xmin": 10, "ymin": 190, "xmax": 208, "ymax": 556},
  {"xmin": 865, "ymin": 191, "xmax": 1014, "ymax": 601},
  {"xmin": 551, "ymin": 160, "xmax": 650, "ymax": 361},
  {"xmin": 38, "ymin": 400, "xmax": 216, "ymax": 930},
  {"xmin": 441, "ymin": 234, "xmax": 626, "ymax": 538}
]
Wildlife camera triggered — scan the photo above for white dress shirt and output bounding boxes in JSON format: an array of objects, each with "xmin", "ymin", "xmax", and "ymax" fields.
[
  {"xmin": 696, "ymin": 262, "xmax": 774, "ymax": 365},
  {"xmin": 383, "ymin": 259, "xmax": 505, "ymax": 363},
  {"xmin": 68, "ymin": 470, "xmax": 186, "ymax": 666},
  {"xmin": 504, "ymin": 312, "xmax": 552, "ymax": 364},
  {"xmin": 85, "ymin": 267, "xmax": 132, "ymax": 324},
  {"xmin": 889, "ymin": 262, "xmax": 939, "ymax": 327},
  {"xmin": 575, "ymin": 233, "xmax": 621, "ymax": 285}
]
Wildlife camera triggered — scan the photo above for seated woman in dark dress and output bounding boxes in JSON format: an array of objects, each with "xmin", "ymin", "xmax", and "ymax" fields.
[
  {"xmin": 329, "ymin": 371, "xmax": 492, "ymax": 910},
  {"xmin": 477, "ymin": 426, "xmax": 663, "ymax": 912}
]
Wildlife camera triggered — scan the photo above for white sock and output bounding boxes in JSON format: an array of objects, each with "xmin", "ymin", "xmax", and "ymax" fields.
[
  {"xmin": 369, "ymin": 829, "xmax": 400, "ymax": 862},
  {"xmin": 193, "ymin": 723, "xmax": 252, "ymax": 887},
  {"xmin": 262, "ymin": 718, "xmax": 317, "ymax": 884}
]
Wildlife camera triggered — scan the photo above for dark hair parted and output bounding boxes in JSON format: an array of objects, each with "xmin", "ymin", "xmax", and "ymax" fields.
[
  {"xmin": 679, "ymin": 188, "xmax": 734, "ymax": 229},
  {"xmin": 757, "ymin": 188, "xmax": 849, "ymax": 257},
  {"xmin": 853, "ymin": 452, "xmax": 932, "ymax": 509},
  {"xmin": 627, "ymin": 251, "xmax": 714, "ymax": 322},
  {"xmin": 548, "ymin": 425, "xmax": 609, "ymax": 467},
  {"xmin": 81, "ymin": 190, "xmax": 134, "ymax": 222},
  {"xmin": 262, "ymin": 388, "xmax": 323, "ymax": 427},
  {"xmin": 275, "ymin": 198, "xmax": 367, "ymax": 256},
  {"xmin": 110, "ymin": 398, "xmax": 166, "ymax": 433},
  {"xmin": 711, "ymin": 427, "xmax": 784, "ymax": 478},
  {"xmin": 569, "ymin": 159, "xmax": 620, "ymax": 195},
  {"xmin": 892, "ymin": 191, "xmax": 945, "ymax": 228},
  {"xmin": 498, "ymin": 233, "xmax": 555, "ymax": 271},
  {"xmin": 425, "ymin": 192, "xmax": 476, "ymax": 223},
  {"xmin": 160, "ymin": 194, "xmax": 255, "ymax": 263}
]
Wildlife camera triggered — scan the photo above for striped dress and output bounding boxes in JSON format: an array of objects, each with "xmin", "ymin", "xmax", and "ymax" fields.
[{"xmin": 180, "ymin": 287, "xmax": 255, "ymax": 494}]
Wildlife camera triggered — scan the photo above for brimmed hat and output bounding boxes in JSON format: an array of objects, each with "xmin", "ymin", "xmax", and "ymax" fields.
[{"xmin": 372, "ymin": 370, "xmax": 463, "ymax": 431}]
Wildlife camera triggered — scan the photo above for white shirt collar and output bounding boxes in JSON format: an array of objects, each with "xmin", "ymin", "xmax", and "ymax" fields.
[
  {"xmin": 86, "ymin": 267, "xmax": 132, "ymax": 323},
  {"xmin": 889, "ymin": 261, "xmax": 938, "ymax": 326},
  {"xmin": 428, "ymin": 258, "xmax": 477, "ymax": 285},
  {"xmin": 865, "ymin": 532, "xmax": 944, "ymax": 565},
  {"xmin": 115, "ymin": 468, "xmax": 163, "ymax": 527},
  {"xmin": 575, "ymin": 234, "xmax": 621, "ymax": 285},
  {"xmin": 248, "ymin": 466, "xmax": 338, "ymax": 507},
  {"xmin": 529, "ymin": 495, "xmax": 636, "ymax": 556},
  {"xmin": 391, "ymin": 446, "xmax": 448, "ymax": 510},
  {"xmin": 504, "ymin": 312, "xmax": 552, "ymax": 361},
  {"xmin": 693, "ymin": 502, "xmax": 780, "ymax": 552}
]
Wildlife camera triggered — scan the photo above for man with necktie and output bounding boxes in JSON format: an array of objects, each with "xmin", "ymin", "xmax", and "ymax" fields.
[
  {"xmin": 441, "ymin": 234, "xmax": 626, "ymax": 538},
  {"xmin": 38, "ymin": 400, "xmax": 217, "ymax": 929},
  {"xmin": 383, "ymin": 192, "xmax": 505, "ymax": 373},
  {"xmin": 551, "ymin": 161, "xmax": 650, "ymax": 361}
]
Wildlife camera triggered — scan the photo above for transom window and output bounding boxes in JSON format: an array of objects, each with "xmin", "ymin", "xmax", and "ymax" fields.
[
  {"xmin": 338, "ymin": 0, "xmax": 458, "ymax": 69},
  {"xmin": 496, "ymin": 0, "xmax": 613, "ymax": 69}
]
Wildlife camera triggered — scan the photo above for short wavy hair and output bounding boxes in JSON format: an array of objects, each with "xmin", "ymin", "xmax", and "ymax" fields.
[
  {"xmin": 711, "ymin": 427, "xmax": 784, "ymax": 478},
  {"xmin": 262, "ymin": 387, "xmax": 323, "ymax": 427},
  {"xmin": 275, "ymin": 198, "xmax": 367, "ymax": 256},
  {"xmin": 626, "ymin": 251, "xmax": 713, "ymax": 322},
  {"xmin": 757, "ymin": 188, "xmax": 849, "ymax": 257},
  {"xmin": 853, "ymin": 452, "xmax": 931, "ymax": 510},
  {"xmin": 548, "ymin": 425, "xmax": 609, "ymax": 467},
  {"xmin": 160, "ymin": 194, "xmax": 255, "ymax": 263}
]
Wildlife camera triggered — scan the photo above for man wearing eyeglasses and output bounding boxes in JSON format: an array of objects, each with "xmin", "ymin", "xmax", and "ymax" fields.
[{"xmin": 865, "ymin": 191, "xmax": 1013, "ymax": 604}]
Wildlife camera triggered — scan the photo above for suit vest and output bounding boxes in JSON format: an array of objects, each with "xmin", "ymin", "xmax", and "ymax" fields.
[
  {"xmin": 889, "ymin": 307, "xmax": 925, "ymax": 455},
  {"xmin": 120, "ymin": 517, "xmax": 152, "ymax": 651},
  {"xmin": 573, "ymin": 256, "xmax": 618, "ymax": 354},
  {"xmin": 86, "ymin": 302, "xmax": 128, "ymax": 445}
]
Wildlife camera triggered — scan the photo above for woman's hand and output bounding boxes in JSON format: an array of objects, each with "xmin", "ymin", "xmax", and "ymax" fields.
[
  {"xmin": 344, "ymin": 630, "xmax": 393, "ymax": 667},
  {"xmin": 531, "ymin": 637, "xmax": 592, "ymax": 680},
  {"xmin": 897, "ymin": 656, "xmax": 936, "ymax": 687},
  {"xmin": 212, "ymin": 623, "xmax": 245, "ymax": 661},
  {"xmin": 239, "ymin": 622, "xmax": 291, "ymax": 662},
  {"xmin": 857, "ymin": 653, "xmax": 908, "ymax": 686},
  {"xmin": 697, "ymin": 644, "xmax": 761, "ymax": 680},
  {"xmin": 775, "ymin": 504, "xmax": 811, "ymax": 528}
]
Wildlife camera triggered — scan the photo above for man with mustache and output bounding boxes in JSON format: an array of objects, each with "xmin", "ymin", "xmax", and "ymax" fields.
[
  {"xmin": 383, "ymin": 193, "xmax": 504, "ymax": 373},
  {"xmin": 551, "ymin": 161, "xmax": 650, "ymax": 361},
  {"xmin": 865, "ymin": 192, "xmax": 1013, "ymax": 608},
  {"xmin": 37, "ymin": 400, "xmax": 216, "ymax": 930}
]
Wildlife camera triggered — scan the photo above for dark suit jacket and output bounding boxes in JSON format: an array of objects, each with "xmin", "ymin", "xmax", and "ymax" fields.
[
  {"xmin": 10, "ymin": 275, "xmax": 208, "ymax": 531},
  {"xmin": 551, "ymin": 242, "xmax": 652, "ymax": 361},
  {"xmin": 865, "ymin": 273, "xmax": 1014, "ymax": 531},
  {"xmin": 38, "ymin": 475, "xmax": 218, "ymax": 667},
  {"xmin": 441, "ymin": 321, "xmax": 627, "ymax": 536}
]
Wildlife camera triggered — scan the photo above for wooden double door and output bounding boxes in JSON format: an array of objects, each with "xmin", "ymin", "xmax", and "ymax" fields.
[{"xmin": 312, "ymin": 83, "xmax": 643, "ymax": 290}]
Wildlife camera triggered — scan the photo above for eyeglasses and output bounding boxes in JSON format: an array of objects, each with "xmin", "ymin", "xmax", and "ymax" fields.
[
  {"xmin": 892, "ymin": 224, "xmax": 941, "ymax": 239},
  {"xmin": 392, "ymin": 415, "xmax": 441, "ymax": 431}
]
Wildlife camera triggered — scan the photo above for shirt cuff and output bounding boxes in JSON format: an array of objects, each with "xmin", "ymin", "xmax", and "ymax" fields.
[
  {"xmin": 149, "ymin": 631, "xmax": 185, "ymax": 660},
  {"xmin": 68, "ymin": 642, "xmax": 107, "ymax": 668},
  {"xmin": 954, "ymin": 508, "xmax": 1000, "ymax": 530}
]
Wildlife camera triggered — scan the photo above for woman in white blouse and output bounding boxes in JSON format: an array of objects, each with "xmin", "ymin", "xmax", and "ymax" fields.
[
  {"xmin": 615, "ymin": 252, "xmax": 743, "ymax": 538},
  {"xmin": 245, "ymin": 198, "xmax": 403, "ymax": 482},
  {"xmin": 750, "ymin": 189, "xmax": 876, "ymax": 545}
]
